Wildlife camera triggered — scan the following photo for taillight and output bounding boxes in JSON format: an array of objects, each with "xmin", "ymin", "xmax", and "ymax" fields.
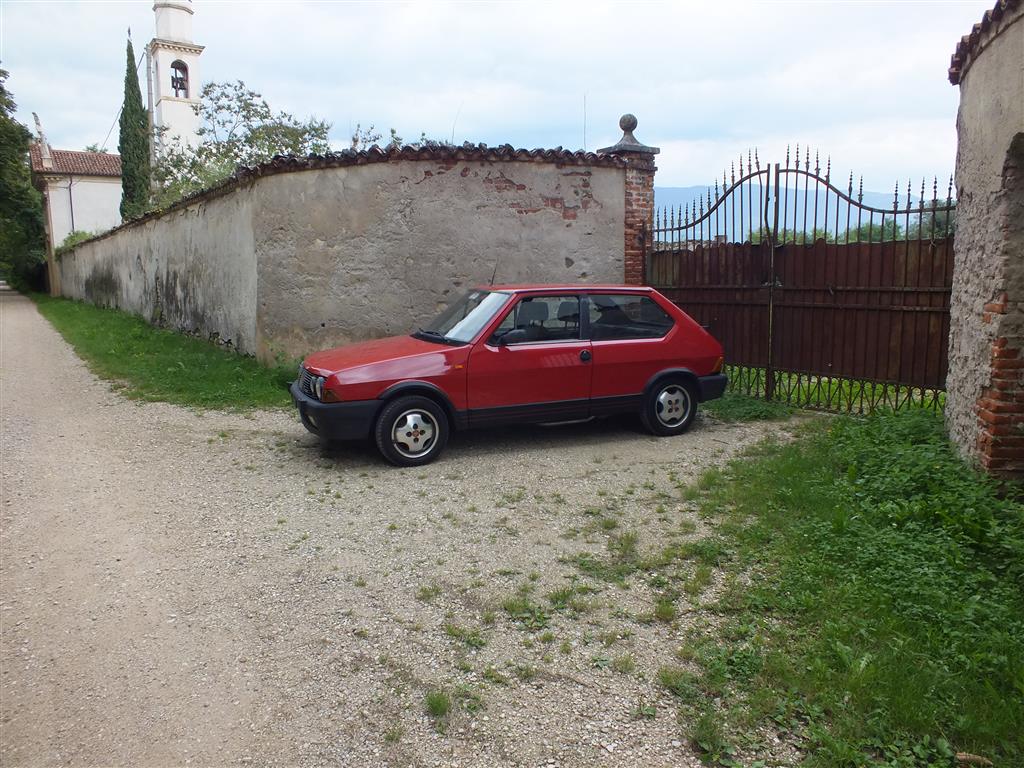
[{"xmin": 713, "ymin": 356, "xmax": 724, "ymax": 373}]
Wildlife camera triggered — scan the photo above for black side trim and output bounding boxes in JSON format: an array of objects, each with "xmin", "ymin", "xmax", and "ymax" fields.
[
  {"xmin": 589, "ymin": 394, "xmax": 643, "ymax": 417},
  {"xmin": 469, "ymin": 399, "xmax": 589, "ymax": 428}
]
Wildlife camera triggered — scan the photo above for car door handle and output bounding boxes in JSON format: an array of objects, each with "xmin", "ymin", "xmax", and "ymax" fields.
[{"xmin": 580, "ymin": 350, "xmax": 592, "ymax": 363}]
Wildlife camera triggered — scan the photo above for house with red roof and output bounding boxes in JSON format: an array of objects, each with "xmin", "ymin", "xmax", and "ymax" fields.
[{"xmin": 29, "ymin": 118, "xmax": 123, "ymax": 252}]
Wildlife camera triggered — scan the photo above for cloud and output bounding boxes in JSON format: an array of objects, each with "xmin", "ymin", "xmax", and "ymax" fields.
[{"xmin": 2, "ymin": 0, "xmax": 994, "ymax": 188}]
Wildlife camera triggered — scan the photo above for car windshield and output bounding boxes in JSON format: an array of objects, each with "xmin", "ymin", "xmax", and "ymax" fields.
[{"xmin": 415, "ymin": 290, "xmax": 510, "ymax": 344}]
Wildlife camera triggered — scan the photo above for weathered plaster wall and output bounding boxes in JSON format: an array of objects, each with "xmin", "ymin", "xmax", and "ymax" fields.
[
  {"xmin": 58, "ymin": 189, "xmax": 259, "ymax": 353},
  {"xmin": 946, "ymin": 1, "xmax": 1024, "ymax": 472},
  {"xmin": 252, "ymin": 159, "xmax": 625, "ymax": 361},
  {"xmin": 56, "ymin": 150, "xmax": 627, "ymax": 363}
]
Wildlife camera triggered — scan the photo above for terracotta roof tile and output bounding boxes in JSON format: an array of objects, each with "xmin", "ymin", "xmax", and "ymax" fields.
[
  {"xmin": 29, "ymin": 144, "xmax": 122, "ymax": 177},
  {"xmin": 949, "ymin": 0, "xmax": 1021, "ymax": 85}
]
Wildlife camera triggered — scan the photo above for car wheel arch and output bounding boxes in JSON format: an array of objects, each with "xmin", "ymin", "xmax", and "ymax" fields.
[
  {"xmin": 642, "ymin": 368, "xmax": 700, "ymax": 400},
  {"xmin": 377, "ymin": 381, "xmax": 461, "ymax": 430}
]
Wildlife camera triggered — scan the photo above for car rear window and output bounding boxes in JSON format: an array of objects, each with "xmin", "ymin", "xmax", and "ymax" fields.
[{"xmin": 587, "ymin": 294, "xmax": 674, "ymax": 341}]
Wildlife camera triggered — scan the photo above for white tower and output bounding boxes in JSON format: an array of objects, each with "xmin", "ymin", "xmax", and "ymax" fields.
[{"xmin": 146, "ymin": 0, "xmax": 203, "ymax": 153}]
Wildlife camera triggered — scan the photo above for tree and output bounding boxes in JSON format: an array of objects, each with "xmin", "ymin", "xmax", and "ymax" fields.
[
  {"xmin": 0, "ymin": 68, "xmax": 45, "ymax": 289},
  {"xmin": 118, "ymin": 38, "xmax": 151, "ymax": 220},
  {"xmin": 84, "ymin": 143, "xmax": 108, "ymax": 153},
  {"xmin": 152, "ymin": 80, "xmax": 330, "ymax": 207}
]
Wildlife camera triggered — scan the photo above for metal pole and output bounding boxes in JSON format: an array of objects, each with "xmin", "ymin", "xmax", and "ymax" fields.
[{"xmin": 766, "ymin": 163, "xmax": 781, "ymax": 401}]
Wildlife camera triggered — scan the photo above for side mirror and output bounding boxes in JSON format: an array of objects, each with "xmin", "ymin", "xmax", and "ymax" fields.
[{"xmin": 494, "ymin": 328, "xmax": 530, "ymax": 346}]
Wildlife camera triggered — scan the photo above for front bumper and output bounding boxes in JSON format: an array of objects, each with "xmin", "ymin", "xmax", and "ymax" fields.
[
  {"xmin": 290, "ymin": 381, "xmax": 382, "ymax": 441},
  {"xmin": 696, "ymin": 374, "xmax": 728, "ymax": 402}
]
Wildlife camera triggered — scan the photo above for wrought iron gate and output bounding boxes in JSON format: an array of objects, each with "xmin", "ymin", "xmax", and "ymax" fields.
[{"xmin": 649, "ymin": 147, "xmax": 955, "ymax": 413}]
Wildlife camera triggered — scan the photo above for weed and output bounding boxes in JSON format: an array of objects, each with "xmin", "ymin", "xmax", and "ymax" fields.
[
  {"xmin": 612, "ymin": 654, "xmax": 636, "ymax": 674},
  {"xmin": 424, "ymin": 689, "xmax": 451, "ymax": 722},
  {"xmin": 416, "ymin": 583, "xmax": 442, "ymax": 602},
  {"xmin": 482, "ymin": 666, "xmax": 509, "ymax": 685},
  {"xmin": 383, "ymin": 724, "xmax": 404, "ymax": 744},
  {"xmin": 658, "ymin": 666, "xmax": 702, "ymax": 705},
  {"xmin": 654, "ymin": 598, "xmax": 677, "ymax": 623},
  {"xmin": 559, "ymin": 640, "xmax": 572, "ymax": 655},
  {"xmin": 354, "ymin": 576, "xmax": 367, "ymax": 587},
  {"xmin": 444, "ymin": 624, "xmax": 486, "ymax": 649},
  {"xmin": 503, "ymin": 595, "xmax": 550, "ymax": 630}
]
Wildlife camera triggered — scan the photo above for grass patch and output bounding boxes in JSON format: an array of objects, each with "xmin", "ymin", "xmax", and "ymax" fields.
[
  {"xmin": 703, "ymin": 390, "xmax": 794, "ymax": 422},
  {"xmin": 32, "ymin": 294, "xmax": 293, "ymax": 409},
  {"xmin": 687, "ymin": 409, "xmax": 1024, "ymax": 765}
]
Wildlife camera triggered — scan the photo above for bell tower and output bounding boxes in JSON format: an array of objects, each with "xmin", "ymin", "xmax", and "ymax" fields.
[{"xmin": 146, "ymin": 0, "xmax": 203, "ymax": 154}]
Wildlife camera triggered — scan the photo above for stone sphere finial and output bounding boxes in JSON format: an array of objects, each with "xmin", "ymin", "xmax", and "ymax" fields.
[{"xmin": 596, "ymin": 113, "xmax": 659, "ymax": 156}]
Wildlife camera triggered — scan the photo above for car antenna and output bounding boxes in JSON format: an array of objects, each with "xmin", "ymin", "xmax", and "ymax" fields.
[{"xmin": 489, "ymin": 260, "xmax": 499, "ymax": 286}]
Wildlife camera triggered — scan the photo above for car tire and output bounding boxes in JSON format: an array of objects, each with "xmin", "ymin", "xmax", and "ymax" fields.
[
  {"xmin": 640, "ymin": 379, "xmax": 697, "ymax": 436},
  {"xmin": 374, "ymin": 395, "xmax": 449, "ymax": 467}
]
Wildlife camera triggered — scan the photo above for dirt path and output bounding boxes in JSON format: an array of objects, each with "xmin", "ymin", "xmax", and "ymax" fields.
[{"xmin": 1, "ymin": 289, "xmax": 795, "ymax": 767}]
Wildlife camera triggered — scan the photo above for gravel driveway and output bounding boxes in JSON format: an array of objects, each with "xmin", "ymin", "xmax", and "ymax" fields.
[{"xmin": 1, "ymin": 289, "xmax": 793, "ymax": 767}]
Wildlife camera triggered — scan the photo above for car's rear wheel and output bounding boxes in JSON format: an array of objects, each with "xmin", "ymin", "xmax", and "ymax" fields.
[
  {"xmin": 374, "ymin": 395, "xmax": 449, "ymax": 467},
  {"xmin": 641, "ymin": 379, "xmax": 697, "ymax": 436}
]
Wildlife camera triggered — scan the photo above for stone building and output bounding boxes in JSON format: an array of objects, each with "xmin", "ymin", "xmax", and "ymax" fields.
[{"xmin": 945, "ymin": 0, "xmax": 1024, "ymax": 475}]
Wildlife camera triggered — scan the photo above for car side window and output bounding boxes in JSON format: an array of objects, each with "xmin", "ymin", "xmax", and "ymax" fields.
[
  {"xmin": 587, "ymin": 294, "xmax": 674, "ymax": 341},
  {"xmin": 490, "ymin": 296, "xmax": 582, "ymax": 344}
]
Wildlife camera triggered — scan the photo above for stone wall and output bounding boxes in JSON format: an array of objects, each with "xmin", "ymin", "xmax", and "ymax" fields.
[
  {"xmin": 946, "ymin": 0, "xmax": 1024, "ymax": 475},
  {"xmin": 252, "ymin": 157, "xmax": 626, "ymax": 360},
  {"xmin": 59, "ymin": 187, "xmax": 259, "ymax": 353},
  {"xmin": 57, "ymin": 143, "xmax": 634, "ymax": 362}
]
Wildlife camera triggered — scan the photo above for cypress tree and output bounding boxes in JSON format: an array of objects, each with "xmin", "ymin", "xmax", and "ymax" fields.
[{"xmin": 118, "ymin": 37, "xmax": 150, "ymax": 220}]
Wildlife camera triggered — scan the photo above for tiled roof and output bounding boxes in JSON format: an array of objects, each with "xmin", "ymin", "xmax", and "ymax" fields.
[
  {"xmin": 949, "ymin": 0, "xmax": 1021, "ymax": 84},
  {"xmin": 29, "ymin": 144, "xmax": 122, "ymax": 177}
]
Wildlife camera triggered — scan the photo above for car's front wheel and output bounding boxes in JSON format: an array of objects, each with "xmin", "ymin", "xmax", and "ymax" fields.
[
  {"xmin": 641, "ymin": 379, "xmax": 697, "ymax": 436},
  {"xmin": 374, "ymin": 395, "xmax": 449, "ymax": 467}
]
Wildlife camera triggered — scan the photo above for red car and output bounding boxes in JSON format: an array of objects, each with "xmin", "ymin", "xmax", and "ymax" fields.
[{"xmin": 291, "ymin": 286, "xmax": 726, "ymax": 466}]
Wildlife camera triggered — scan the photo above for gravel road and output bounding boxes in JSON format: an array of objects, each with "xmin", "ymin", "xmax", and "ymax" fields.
[{"xmin": 1, "ymin": 289, "xmax": 795, "ymax": 767}]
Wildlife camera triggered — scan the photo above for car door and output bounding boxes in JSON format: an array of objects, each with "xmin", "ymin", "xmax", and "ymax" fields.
[
  {"xmin": 587, "ymin": 292, "xmax": 678, "ymax": 414},
  {"xmin": 466, "ymin": 294, "xmax": 592, "ymax": 425}
]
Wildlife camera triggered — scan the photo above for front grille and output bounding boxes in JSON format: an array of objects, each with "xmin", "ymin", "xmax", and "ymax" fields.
[{"xmin": 299, "ymin": 367, "xmax": 315, "ymax": 397}]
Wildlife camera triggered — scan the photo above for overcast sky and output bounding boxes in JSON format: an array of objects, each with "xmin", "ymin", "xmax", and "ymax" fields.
[{"xmin": 0, "ymin": 0, "xmax": 993, "ymax": 190}]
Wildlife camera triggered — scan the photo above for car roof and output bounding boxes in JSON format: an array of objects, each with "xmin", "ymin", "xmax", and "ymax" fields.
[{"xmin": 481, "ymin": 284, "xmax": 655, "ymax": 294}]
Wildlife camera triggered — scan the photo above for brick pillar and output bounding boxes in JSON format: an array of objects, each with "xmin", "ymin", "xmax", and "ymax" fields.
[{"xmin": 598, "ymin": 114, "xmax": 659, "ymax": 286}]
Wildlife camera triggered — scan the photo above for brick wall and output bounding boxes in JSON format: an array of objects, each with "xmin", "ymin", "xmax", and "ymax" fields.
[{"xmin": 623, "ymin": 156, "xmax": 656, "ymax": 285}]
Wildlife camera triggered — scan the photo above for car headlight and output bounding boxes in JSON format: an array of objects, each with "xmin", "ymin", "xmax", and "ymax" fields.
[{"xmin": 314, "ymin": 376, "xmax": 325, "ymax": 400}]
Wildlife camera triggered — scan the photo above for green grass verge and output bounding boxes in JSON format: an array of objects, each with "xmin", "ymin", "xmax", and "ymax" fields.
[
  {"xmin": 677, "ymin": 409, "xmax": 1024, "ymax": 766},
  {"xmin": 702, "ymin": 391, "xmax": 795, "ymax": 422},
  {"xmin": 33, "ymin": 294, "xmax": 294, "ymax": 409}
]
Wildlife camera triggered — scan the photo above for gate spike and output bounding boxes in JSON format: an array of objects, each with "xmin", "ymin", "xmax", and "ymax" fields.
[
  {"xmin": 723, "ymin": 168, "xmax": 728, "ymax": 191},
  {"xmin": 714, "ymin": 179, "xmax": 720, "ymax": 201},
  {"xmin": 747, "ymin": 149, "xmax": 752, "ymax": 175},
  {"xmin": 825, "ymin": 155, "xmax": 831, "ymax": 184},
  {"xmin": 933, "ymin": 176, "xmax": 939, "ymax": 208},
  {"xmin": 794, "ymin": 143, "xmax": 799, "ymax": 171},
  {"xmin": 730, "ymin": 161, "xmax": 735, "ymax": 186},
  {"xmin": 858, "ymin": 175, "xmax": 863, "ymax": 203},
  {"xmin": 754, "ymin": 148, "xmax": 760, "ymax": 171},
  {"xmin": 814, "ymin": 149, "xmax": 820, "ymax": 176},
  {"xmin": 947, "ymin": 174, "xmax": 954, "ymax": 203},
  {"xmin": 707, "ymin": 187, "xmax": 713, "ymax": 210},
  {"xmin": 785, "ymin": 144, "xmax": 791, "ymax": 169},
  {"xmin": 893, "ymin": 181, "xmax": 899, "ymax": 212},
  {"xmin": 848, "ymin": 171, "xmax": 854, "ymax": 196},
  {"xmin": 919, "ymin": 178, "xmax": 926, "ymax": 212},
  {"xmin": 805, "ymin": 145, "xmax": 811, "ymax": 171},
  {"xmin": 906, "ymin": 179, "xmax": 912, "ymax": 210}
]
